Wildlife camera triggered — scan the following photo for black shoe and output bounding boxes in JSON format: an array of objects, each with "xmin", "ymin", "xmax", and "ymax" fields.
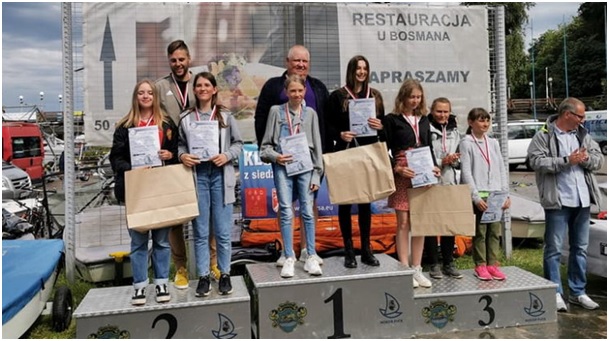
[
  {"xmin": 131, "ymin": 287, "xmax": 146, "ymax": 306},
  {"xmin": 361, "ymin": 249, "xmax": 380, "ymax": 266},
  {"xmin": 344, "ymin": 248, "xmax": 357, "ymax": 268},
  {"xmin": 429, "ymin": 264, "xmax": 443, "ymax": 279},
  {"xmin": 442, "ymin": 263, "xmax": 464, "ymax": 279},
  {"xmin": 218, "ymin": 274, "xmax": 233, "ymax": 295},
  {"xmin": 196, "ymin": 276, "xmax": 211, "ymax": 297},
  {"xmin": 155, "ymin": 284, "xmax": 171, "ymax": 303}
]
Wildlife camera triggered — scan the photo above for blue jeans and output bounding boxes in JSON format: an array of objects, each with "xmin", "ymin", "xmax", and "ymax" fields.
[
  {"xmin": 543, "ymin": 206, "xmax": 590, "ymax": 296},
  {"xmin": 193, "ymin": 163, "xmax": 233, "ymax": 277},
  {"xmin": 272, "ymin": 164, "xmax": 316, "ymax": 259},
  {"xmin": 128, "ymin": 227, "xmax": 170, "ymax": 289}
]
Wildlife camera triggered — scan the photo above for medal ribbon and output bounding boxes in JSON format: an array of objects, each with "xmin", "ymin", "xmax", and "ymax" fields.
[
  {"xmin": 471, "ymin": 135, "xmax": 490, "ymax": 167},
  {"xmin": 285, "ymin": 103, "xmax": 302, "ymax": 136},
  {"xmin": 195, "ymin": 105, "xmax": 216, "ymax": 122},
  {"xmin": 403, "ymin": 115, "xmax": 420, "ymax": 146},
  {"xmin": 343, "ymin": 86, "xmax": 370, "ymax": 99},
  {"xmin": 171, "ymin": 73, "xmax": 189, "ymax": 110}
]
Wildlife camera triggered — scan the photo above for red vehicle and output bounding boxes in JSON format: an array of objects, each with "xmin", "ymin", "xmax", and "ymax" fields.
[{"xmin": 2, "ymin": 122, "xmax": 45, "ymax": 181}]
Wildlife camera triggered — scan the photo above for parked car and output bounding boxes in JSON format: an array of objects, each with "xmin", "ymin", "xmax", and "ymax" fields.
[
  {"xmin": 492, "ymin": 120, "xmax": 544, "ymax": 171},
  {"xmin": 584, "ymin": 110, "xmax": 607, "ymax": 155},
  {"xmin": 2, "ymin": 160, "xmax": 33, "ymax": 200}
]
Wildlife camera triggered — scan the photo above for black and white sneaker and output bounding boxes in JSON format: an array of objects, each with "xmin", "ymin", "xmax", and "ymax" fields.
[
  {"xmin": 218, "ymin": 274, "xmax": 233, "ymax": 295},
  {"xmin": 196, "ymin": 275, "xmax": 212, "ymax": 297},
  {"xmin": 131, "ymin": 287, "xmax": 146, "ymax": 306},
  {"xmin": 155, "ymin": 284, "xmax": 171, "ymax": 303}
]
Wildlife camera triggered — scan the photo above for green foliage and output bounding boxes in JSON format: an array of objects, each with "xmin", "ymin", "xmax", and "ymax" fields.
[{"xmin": 528, "ymin": 4, "xmax": 606, "ymax": 101}]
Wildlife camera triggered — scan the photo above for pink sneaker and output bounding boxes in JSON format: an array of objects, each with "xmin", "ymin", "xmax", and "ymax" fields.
[
  {"xmin": 474, "ymin": 265, "xmax": 492, "ymax": 281},
  {"xmin": 486, "ymin": 265, "xmax": 506, "ymax": 281}
]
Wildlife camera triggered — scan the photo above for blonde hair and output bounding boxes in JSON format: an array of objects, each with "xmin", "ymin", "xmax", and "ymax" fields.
[
  {"xmin": 117, "ymin": 79, "xmax": 168, "ymax": 129},
  {"xmin": 392, "ymin": 79, "xmax": 427, "ymax": 117}
]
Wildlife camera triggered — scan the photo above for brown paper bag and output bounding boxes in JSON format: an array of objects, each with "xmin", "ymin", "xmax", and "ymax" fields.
[
  {"xmin": 407, "ymin": 184, "xmax": 475, "ymax": 236},
  {"xmin": 125, "ymin": 164, "xmax": 199, "ymax": 232},
  {"xmin": 323, "ymin": 142, "xmax": 395, "ymax": 205}
]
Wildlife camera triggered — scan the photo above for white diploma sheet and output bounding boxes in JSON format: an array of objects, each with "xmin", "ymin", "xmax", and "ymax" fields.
[
  {"xmin": 188, "ymin": 121, "xmax": 219, "ymax": 161},
  {"xmin": 128, "ymin": 126, "xmax": 162, "ymax": 169},
  {"xmin": 405, "ymin": 146, "xmax": 438, "ymax": 188},
  {"xmin": 349, "ymin": 98, "xmax": 377, "ymax": 137},
  {"xmin": 280, "ymin": 133, "xmax": 313, "ymax": 177},
  {"xmin": 480, "ymin": 191, "xmax": 509, "ymax": 223}
]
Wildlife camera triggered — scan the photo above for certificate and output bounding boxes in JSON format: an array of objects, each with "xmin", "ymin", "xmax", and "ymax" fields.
[
  {"xmin": 128, "ymin": 126, "xmax": 162, "ymax": 169},
  {"xmin": 405, "ymin": 146, "xmax": 438, "ymax": 188},
  {"xmin": 188, "ymin": 121, "xmax": 219, "ymax": 161},
  {"xmin": 280, "ymin": 133, "xmax": 313, "ymax": 177},
  {"xmin": 349, "ymin": 98, "xmax": 376, "ymax": 137},
  {"xmin": 480, "ymin": 191, "xmax": 509, "ymax": 223}
]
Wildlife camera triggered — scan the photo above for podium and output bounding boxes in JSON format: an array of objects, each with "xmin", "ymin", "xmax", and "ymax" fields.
[
  {"xmin": 74, "ymin": 256, "xmax": 558, "ymax": 338},
  {"xmin": 73, "ymin": 276, "xmax": 251, "ymax": 338},
  {"xmin": 246, "ymin": 253, "xmax": 414, "ymax": 339}
]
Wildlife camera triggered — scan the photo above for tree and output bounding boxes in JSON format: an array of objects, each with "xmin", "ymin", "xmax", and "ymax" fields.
[{"xmin": 463, "ymin": 2, "xmax": 534, "ymax": 98}]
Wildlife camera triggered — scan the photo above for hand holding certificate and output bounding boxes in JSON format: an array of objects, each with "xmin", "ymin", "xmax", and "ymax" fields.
[
  {"xmin": 129, "ymin": 126, "xmax": 162, "ymax": 169},
  {"xmin": 188, "ymin": 121, "xmax": 219, "ymax": 161},
  {"xmin": 480, "ymin": 191, "xmax": 509, "ymax": 223},
  {"xmin": 280, "ymin": 133, "xmax": 313, "ymax": 177},
  {"xmin": 349, "ymin": 98, "xmax": 377, "ymax": 137},
  {"xmin": 405, "ymin": 146, "xmax": 438, "ymax": 188}
]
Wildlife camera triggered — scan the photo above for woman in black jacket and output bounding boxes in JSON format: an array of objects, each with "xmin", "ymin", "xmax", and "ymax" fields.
[
  {"xmin": 109, "ymin": 79, "xmax": 178, "ymax": 306},
  {"xmin": 326, "ymin": 55, "xmax": 385, "ymax": 268}
]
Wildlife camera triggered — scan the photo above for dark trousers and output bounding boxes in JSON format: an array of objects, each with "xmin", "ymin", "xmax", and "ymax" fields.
[
  {"xmin": 338, "ymin": 203, "xmax": 371, "ymax": 249},
  {"xmin": 424, "ymin": 235, "xmax": 455, "ymax": 265}
]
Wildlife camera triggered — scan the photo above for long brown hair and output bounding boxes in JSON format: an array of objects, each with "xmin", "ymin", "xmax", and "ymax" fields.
[
  {"xmin": 116, "ymin": 79, "xmax": 167, "ymax": 129},
  {"xmin": 192, "ymin": 72, "xmax": 228, "ymax": 128},
  {"xmin": 392, "ymin": 79, "xmax": 427, "ymax": 117}
]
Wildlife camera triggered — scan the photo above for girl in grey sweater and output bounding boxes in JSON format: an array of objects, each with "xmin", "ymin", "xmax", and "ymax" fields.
[{"xmin": 459, "ymin": 108, "xmax": 511, "ymax": 281}]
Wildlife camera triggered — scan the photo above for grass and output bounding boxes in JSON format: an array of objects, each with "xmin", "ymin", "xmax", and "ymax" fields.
[{"xmin": 24, "ymin": 239, "xmax": 566, "ymax": 338}]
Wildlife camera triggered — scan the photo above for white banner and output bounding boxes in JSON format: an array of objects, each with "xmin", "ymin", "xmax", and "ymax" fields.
[
  {"xmin": 337, "ymin": 4, "xmax": 490, "ymax": 130},
  {"xmin": 83, "ymin": 3, "xmax": 490, "ymax": 146}
]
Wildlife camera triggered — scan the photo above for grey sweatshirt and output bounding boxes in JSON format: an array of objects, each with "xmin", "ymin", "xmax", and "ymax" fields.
[
  {"xmin": 259, "ymin": 102, "xmax": 323, "ymax": 187},
  {"xmin": 459, "ymin": 134, "xmax": 508, "ymax": 205}
]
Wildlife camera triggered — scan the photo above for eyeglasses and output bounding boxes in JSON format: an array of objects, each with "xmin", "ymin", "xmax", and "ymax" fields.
[{"xmin": 569, "ymin": 111, "xmax": 586, "ymax": 121}]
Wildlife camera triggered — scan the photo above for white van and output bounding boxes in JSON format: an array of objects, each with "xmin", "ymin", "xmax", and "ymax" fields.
[
  {"xmin": 492, "ymin": 120, "xmax": 544, "ymax": 171},
  {"xmin": 584, "ymin": 110, "xmax": 607, "ymax": 155}
]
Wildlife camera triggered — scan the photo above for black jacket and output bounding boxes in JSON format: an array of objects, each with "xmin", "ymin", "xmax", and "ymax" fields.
[
  {"xmin": 382, "ymin": 113, "xmax": 437, "ymax": 166},
  {"xmin": 325, "ymin": 86, "xmax": 386, "ymax": 152},
  {"xmin": 109, "ymin": 119, "xmax": 179, "ymax": 203}
]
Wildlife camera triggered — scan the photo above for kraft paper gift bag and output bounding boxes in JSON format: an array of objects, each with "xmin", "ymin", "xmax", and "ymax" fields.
[
  {"xmin": 125, "ymin": 164, "xmax": 199, "ymax": 232},
  {"xmin": 323, "ymin": 142, "xmax": 395, "ymax": 205},
  {"xmin": 407, "ymin": 184, "xmax": 475, "ymax": 236}
]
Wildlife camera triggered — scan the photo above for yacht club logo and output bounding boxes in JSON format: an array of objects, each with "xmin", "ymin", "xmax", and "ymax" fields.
[
  {"xmin": 422, "ymin": 300, "xmax": 457, "ymax": 329},
  {"xmin": 87, "ymin": 325, "xmax": 130, "ymax": 338},
  {"xmin": 269, "ymin": 301, "xmax": 308, "ymax": 333},
  {"xmin": 212, "ymin": 313, "xmax": 237, "ymax": 339},
  {"xmin": 523, "ymin": 292, "xmax": 545, "ymax": 317},
  {"xmin": 379, "ymin": 292, "xmax": 403, "ymax": 319}
]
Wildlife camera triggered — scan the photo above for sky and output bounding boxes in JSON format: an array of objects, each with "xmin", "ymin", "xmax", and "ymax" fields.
[{"xmin": 1, "ymin": 2, "xmax": 583, "ymax": 113}]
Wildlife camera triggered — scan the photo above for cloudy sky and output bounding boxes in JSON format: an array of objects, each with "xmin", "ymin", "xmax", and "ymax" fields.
[{"xmin": 2, "ymin": 2, "xmax": 582, "ymax": 112}]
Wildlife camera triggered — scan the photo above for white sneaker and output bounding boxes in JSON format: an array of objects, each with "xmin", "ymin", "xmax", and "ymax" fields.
[
  {"xmin": 299, "ymin": 249, "xmax": 323, "ymax": 265},
  {"xmin": 412, "ymin": 276, "xmax": 420, "ymax": 288},
  {"xmin": 556, "ymin": 293, "xmax": 567, "ymax": 312},
  {"xmin": 304, "ymin": 256, "xmax": 323, "ymax": 276},
  {"xmin": 276, "ymin": 254, "xmax": 286, "ymax": 267},
  {"xmin": 280, "ymin": 257, "xmax": 295, "ymax": 278},
  {"xmin": 413, "ymin": 266, "xmax": 432, "ymax": 288},
  {"xmin": 568, "ymin": 294, "xmax": 599, "ymax": 310}
]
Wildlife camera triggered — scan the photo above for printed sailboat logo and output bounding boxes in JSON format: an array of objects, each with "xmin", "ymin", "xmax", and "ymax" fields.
[
  {"xmin": 524, "ymin": 292, "xmax": 545, "ymax": 317},
  {"xmin": 379, "ymin": 293, "xmax": 402, "ymax": 319},
  {"xmin": 212, "ymin": 313, "xmax": 237, "ymax": 339}
]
